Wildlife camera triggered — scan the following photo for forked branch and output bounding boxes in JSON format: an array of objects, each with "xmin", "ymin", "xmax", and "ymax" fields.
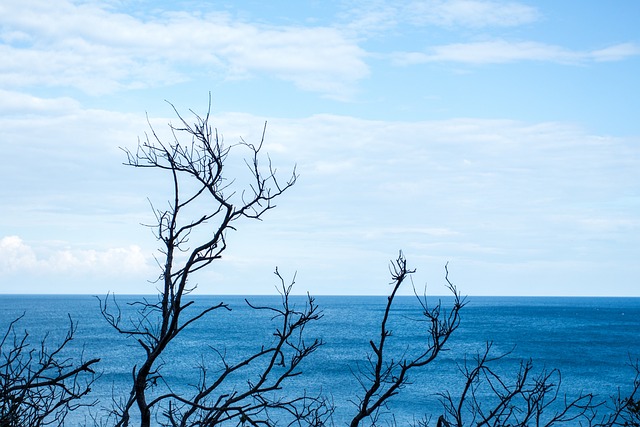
[{"xmin": 350, "ymin": 252, "xmax": 465, "ymax": 427}]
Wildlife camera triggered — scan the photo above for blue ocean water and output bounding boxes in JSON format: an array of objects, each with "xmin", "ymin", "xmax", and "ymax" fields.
[{"xmin": 1, "ymin": 294, "xmax": 639, "ymax": 425}]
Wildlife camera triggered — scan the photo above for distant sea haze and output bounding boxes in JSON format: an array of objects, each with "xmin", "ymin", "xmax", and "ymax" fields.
[{"xmin": 2, "ymin": 295, "xmax": 639, "ymax": 424}]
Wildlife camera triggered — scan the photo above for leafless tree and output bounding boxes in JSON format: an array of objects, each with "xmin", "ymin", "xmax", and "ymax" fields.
[
  {"xmin": 98, "ymin": 98, "xmax": 332, "ymax": 426},
  {"xmin": 344, "ymin": 253, "xmax": 640, "ymax": 427},
  {"xmin": 0, "ymin": 314, "xmax": 99, "ymax": 426},
  {"xmin": 348, "ymin": 253, "xmax": 465, "ymax": 427},
  {"xmin": 435, "ymin": 338, "xmax": 640, "ymax": 427}
]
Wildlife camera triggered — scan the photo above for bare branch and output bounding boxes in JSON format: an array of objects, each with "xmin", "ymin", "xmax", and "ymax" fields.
[
  {"xmin": 349, "ymin": 252, "xmax": 465, "ymax": 427},
  {"xmin": 0, "ymin": 315, "xmax": 99, "ymax": 426}
]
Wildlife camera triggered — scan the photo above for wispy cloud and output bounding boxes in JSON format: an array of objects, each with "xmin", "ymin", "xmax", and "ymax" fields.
[
  {"xmin": 0, "ymin": 89, "xmax": 80, "ymax": 115},
  {"xmin": 341, "ymin": 0, "xmax": 538, "ymax": 36},
  {"xmin": 591, "ymin": 43, "xmax": 640, "ymax": 62},
  {"xmin": 392, "ymin": 40, "xmax": 640, "ymax": 65},
  {"xmin": 404, "ymin": 0, "xmax": 539, "ymax": 28},
  {"xmin": 0, "ymin": 0, "xmax": 368, "ymax": 99}
]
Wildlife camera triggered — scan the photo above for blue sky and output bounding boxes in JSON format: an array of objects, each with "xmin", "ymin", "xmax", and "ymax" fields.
[{"xmin": 1, "ymin": 0, "xmax": 639, "ymax": 296}]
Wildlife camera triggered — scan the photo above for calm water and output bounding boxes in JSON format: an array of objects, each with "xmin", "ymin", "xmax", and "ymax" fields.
[{"xmin": 1, "ymin": 295, "xmax": 639, "ymax": 425}]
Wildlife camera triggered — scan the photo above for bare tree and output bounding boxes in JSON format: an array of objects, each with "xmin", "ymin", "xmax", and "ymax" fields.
[
  {"xmin": 437, "ymin": 343, "xmax": 596, "ymax": 426},
  {"xmin": 0, "ymin": 314, "xmax": 99, "ymax": 426},
  {"xmin": 348, "ymin": 253, "xmax": 465, "ymax": 427},
  {"xmin": 98, "ymin": 98, "xmax": 332, "ymax": 426},
  {"xmin": 345, "ymin": 253, "xmax": 640, "ymax": 427},
  {"xmin": 435, "ymin": 345, "xmax": 640, "ymax": 427}
]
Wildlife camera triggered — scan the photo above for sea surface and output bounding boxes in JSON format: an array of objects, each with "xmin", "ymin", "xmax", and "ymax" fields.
[{"xmin": 1, "ymin": 294, "xmax": 639, "ymax": 425}]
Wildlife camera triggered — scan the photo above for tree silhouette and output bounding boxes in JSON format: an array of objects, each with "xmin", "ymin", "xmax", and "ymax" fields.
[
  {"xmin": 98, "ymin": 97, "xmax": 335, "ymax": 426},
  {"xmin": 0, "ymin": 314, "xmax": 99, "ymax": 426}
]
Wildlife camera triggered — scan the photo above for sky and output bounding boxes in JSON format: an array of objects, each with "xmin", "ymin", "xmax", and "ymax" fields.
[{"xmin": 1, "ymin": 0, "xmax": 639, "ymax": 296}]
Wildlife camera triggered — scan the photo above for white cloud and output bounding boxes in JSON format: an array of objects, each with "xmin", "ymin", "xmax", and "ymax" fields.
[
  {"xmin": 0, "ymin": 236, "xmax": 38, "ymax": 272},
  {"xmin": 405, "ymin": 0, "xmax": 539, "ymax": 28},
  {"xmin": 0, "ymin": 235, "xmax": 151, "ymax": 277},
  {"xmin": 0, "ymin": 89, "xmax": 80, "ymax": 115},
  {"xmin": 392, "ymin": 40, "xmax": 640, "ymax": 65},
  {"xmin": 340, "ymin": 0, "xmax": 538, "ymax": 36},
  {"xmin": 591, "ymin": 43, "xmax": 640, "ymax": 62},
  {"xmin": 0, "ymin": 0, "xmax": 368, "ymax": 98}
]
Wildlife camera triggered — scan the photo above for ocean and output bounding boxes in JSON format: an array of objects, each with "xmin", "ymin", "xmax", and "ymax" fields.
[{"xmin": 1, "ymin": 294, "xmax": 639, "ymax": 425}]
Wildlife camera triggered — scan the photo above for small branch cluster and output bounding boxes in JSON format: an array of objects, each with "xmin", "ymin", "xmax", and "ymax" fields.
[
  {"xmin": 437, "ymin": 345, "xmax": 640, "ymax": 427},
  {"xmin": 349, "ymin": 252, "xmax": 466, "ymax": 427},
  {"xmin": 0, "ymin": 315, "xmax": 99, "ymax": 426},
  {"xmin": 160, "ymin": 269, "xmax": 331, "ymax": 426},
  {"xmin": 438, "ymin": 343, "xmax": 594, "ymax": 426}
]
